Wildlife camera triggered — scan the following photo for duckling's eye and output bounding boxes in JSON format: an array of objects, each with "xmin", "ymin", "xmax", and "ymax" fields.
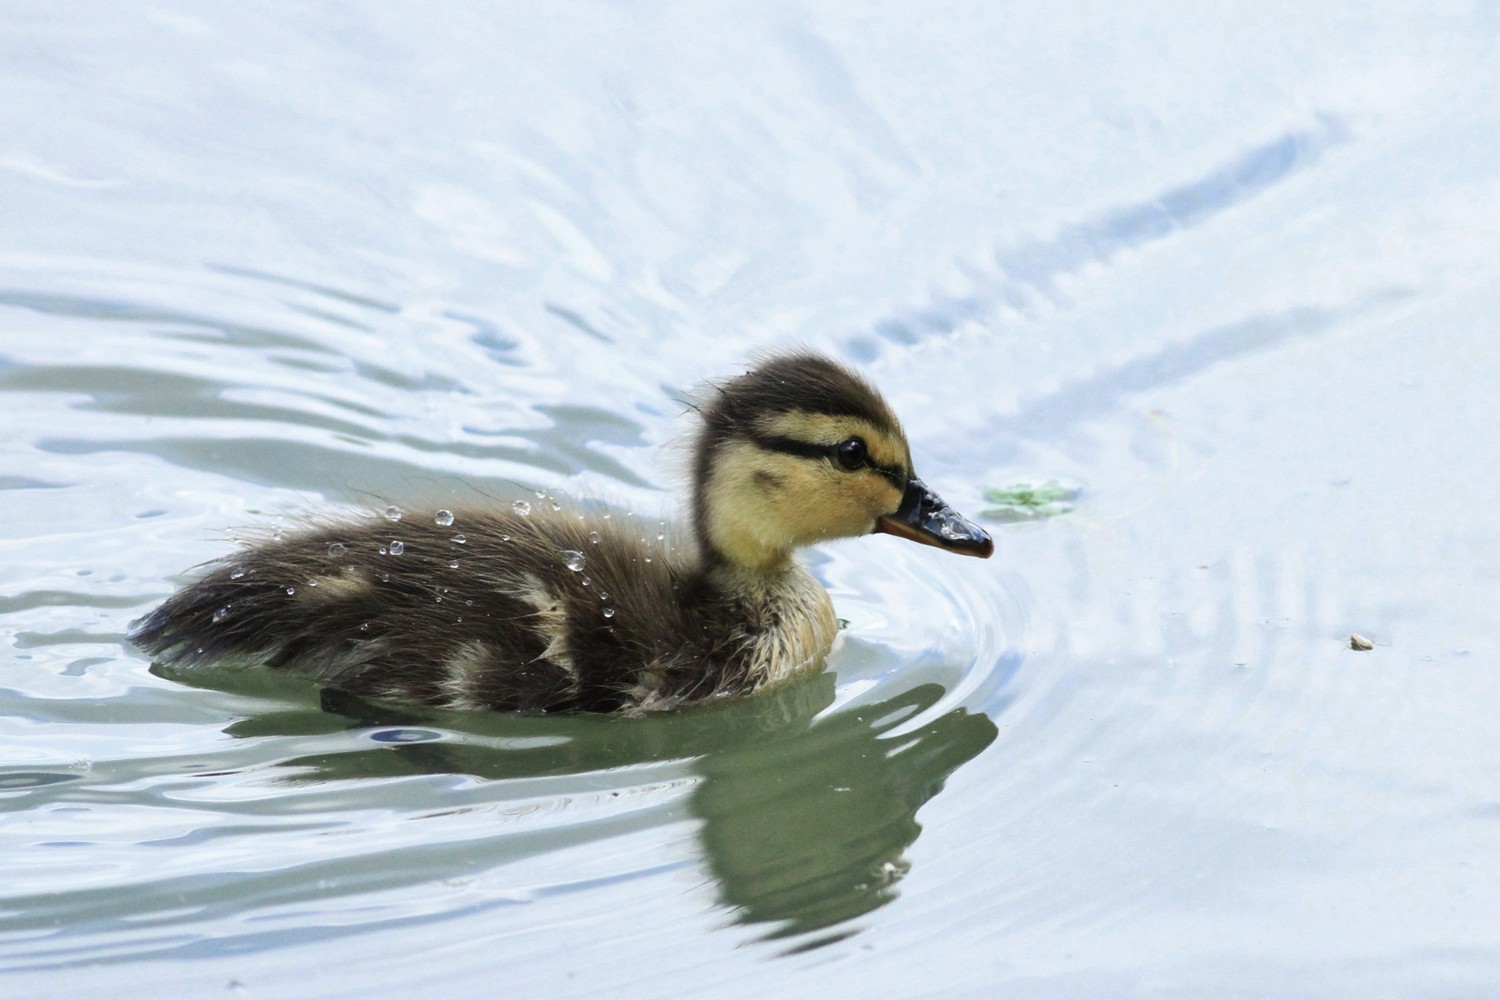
[{"xmin": 835, "ymin": 437, "xmax": 868, "ymax": 471}]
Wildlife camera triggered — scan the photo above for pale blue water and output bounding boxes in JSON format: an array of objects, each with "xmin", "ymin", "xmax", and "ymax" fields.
[{"xmin": 3, "ymin": 4, "xmax": 1499, "ymax": 997}]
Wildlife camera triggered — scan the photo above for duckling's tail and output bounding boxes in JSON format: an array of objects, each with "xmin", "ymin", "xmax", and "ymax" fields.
[{"xmin": 129, "ymin": 566, "xmax": 273, "ymax": 668}]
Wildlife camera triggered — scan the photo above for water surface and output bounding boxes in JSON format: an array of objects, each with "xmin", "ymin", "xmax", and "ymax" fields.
[{"xmin": 3, "ymin": 3, "xmax": 1499, "ymax": 997}]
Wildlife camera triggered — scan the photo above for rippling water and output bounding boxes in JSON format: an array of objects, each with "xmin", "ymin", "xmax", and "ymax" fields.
[{"xmin": 4, "ymin": 3, "xmax": 1499, "ymax": 997}]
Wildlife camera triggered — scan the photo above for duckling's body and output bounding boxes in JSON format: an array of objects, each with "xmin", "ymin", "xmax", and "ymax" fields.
[
  {"xmin": 132, "ymin": 353, "xmax": 992, "ymax": 713},
  {"xmin": 136, "ymin": 508, "xmax": 837, "ymax": 712}
]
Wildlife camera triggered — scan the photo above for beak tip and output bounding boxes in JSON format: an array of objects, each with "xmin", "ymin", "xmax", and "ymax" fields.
[{"xmin": 947, "ymin": 527, "xmax": 994, "ymax": 559}]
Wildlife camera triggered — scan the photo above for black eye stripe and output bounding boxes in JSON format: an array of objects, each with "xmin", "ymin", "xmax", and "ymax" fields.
[
  {"xmin": 750, "ymin": 434, "xmax": 832, "ymax": 461},
  {"xmin": 750, "ymin": 434, "xmax": 906, "ymax": 486}
]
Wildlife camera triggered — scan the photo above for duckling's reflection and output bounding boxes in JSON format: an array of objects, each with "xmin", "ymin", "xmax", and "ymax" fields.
[
  {"xmin": 209, "ymin": 670, "xmax": 996, "ymax": 946},
  {"xmin": 693, "ymin": 682, "xmax": 996, "ymax": 947}
]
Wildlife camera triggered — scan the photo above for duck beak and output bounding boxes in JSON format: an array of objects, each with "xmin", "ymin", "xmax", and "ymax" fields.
[{"xmin": 874, "ymin": 477, "xmax": 994, "ymax": 558}]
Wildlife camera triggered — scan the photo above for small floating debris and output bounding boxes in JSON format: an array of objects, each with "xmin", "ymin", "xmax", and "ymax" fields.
[
  {"xmin": 1350, "ymin": 633, "xmax": 1374, "ymax": 651},
  {"xmin": 981, "ymin": 480, "xmax": 1080, "ymax": 522}
]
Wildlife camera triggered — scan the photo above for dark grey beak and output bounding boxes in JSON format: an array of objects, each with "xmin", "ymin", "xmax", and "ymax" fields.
[{"xmin": 874, "ymin": 477, "xmax": 994, "ymax": 558}]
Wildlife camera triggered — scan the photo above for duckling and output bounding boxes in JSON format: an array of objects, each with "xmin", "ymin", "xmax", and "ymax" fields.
[{"xmin": 131, "ymin": 353, "xmax": 993, "ymax": 713}]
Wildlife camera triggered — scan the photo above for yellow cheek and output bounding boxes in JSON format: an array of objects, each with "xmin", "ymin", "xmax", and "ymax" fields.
[
  {"xmin": 775, "ymin": 466, "xmax": 902, "ymax": 542},
  {"xmin": 701, "ymin": 441, "xmax": 908, "ymax": 569}
]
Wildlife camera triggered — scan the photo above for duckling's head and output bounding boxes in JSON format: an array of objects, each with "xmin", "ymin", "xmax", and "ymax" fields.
[{"xmin": 692, "ymin": 352, "xmax": 993, "ymax": 574}]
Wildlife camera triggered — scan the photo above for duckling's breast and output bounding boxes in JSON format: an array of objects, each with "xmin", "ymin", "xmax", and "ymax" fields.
[{"xmin": 736, "ymin": 565, "xmax": 839, "ymax": 693}]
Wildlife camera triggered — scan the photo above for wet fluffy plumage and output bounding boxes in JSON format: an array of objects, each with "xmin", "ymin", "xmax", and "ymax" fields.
[{"xmin": 132, "ymin": 353, "xmax": 992, "ymax": 713}]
